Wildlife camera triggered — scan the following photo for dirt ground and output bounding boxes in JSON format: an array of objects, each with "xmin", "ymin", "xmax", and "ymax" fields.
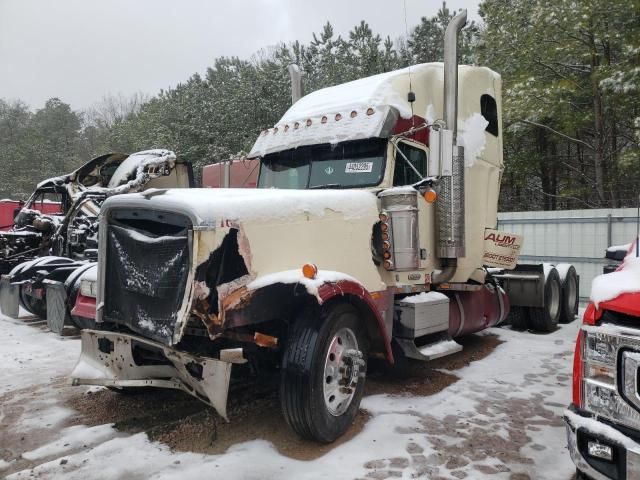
[
  {"xmin": 1, "ymin": 314, "xmax": 578, "ymax": 479},
  {"xmin": 0, "ymin": 330, "xmax": 500, "ymax": 473}
]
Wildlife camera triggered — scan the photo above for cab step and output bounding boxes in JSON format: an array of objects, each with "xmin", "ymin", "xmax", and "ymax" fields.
[{"xmin": 395, "ymin": 333, "xmax": 462, "ymax": 362}]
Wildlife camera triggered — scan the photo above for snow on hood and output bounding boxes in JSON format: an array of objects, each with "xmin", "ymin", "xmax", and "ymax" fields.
[
  {"xmin": 591, "ymin": 248, "xmax": 640, "ymax": 307},
  {"xmin": 103, "ymin": 188, "xmax": 380, "ymax": 227},
  {"xmin": 247, "ymin": 269, "xmax": 361, "ymax": 300}
]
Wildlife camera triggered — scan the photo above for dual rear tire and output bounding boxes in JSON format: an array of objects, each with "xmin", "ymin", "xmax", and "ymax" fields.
[{"xmin": 508, "ymin": 264, "xmax": 578, "ymax": 332}]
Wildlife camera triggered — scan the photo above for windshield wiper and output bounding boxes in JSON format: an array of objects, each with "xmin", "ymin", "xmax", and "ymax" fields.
[{"xmin": 308, "ymin": 184, "xmax": 342, "ymax": 189}]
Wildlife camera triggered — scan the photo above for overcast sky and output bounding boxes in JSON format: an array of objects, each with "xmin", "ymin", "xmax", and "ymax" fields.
[{"xmin": 0, "ymin": 0, "xmax": 480, "ymax": 110}]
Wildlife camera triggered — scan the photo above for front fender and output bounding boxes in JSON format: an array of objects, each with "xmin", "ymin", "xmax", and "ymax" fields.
[{"xmin": 317, "ymin": 280, "xmax": 394, "ymax": 363}]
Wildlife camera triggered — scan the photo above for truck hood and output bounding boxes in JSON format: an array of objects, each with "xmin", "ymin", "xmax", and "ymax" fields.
[
  {"xmin": 101, "ymin": 188, "xmax": 381, "ymax": 228},
  {"xmin": 591, "ymin": 249, "xmax": 640, "ymax": 312}
]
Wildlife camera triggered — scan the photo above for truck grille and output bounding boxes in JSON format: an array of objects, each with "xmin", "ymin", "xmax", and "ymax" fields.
[{"xmin": 103, "ymin": 213, "xmax": 190, "ymax": 345}]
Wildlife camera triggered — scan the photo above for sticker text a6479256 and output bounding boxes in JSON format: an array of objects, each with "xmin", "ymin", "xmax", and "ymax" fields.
[{"xmin": 345, "ymin": 162, "xmax": 373, "ymax": 173}]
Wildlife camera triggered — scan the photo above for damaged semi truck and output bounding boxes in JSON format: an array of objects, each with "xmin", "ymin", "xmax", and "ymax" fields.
[
  {"xmin": 71, "ymin": 11, "xmax": 578, "ymax": 442},
  {"xmin": 0, "ymin": 150, "xmax": 193, "ymax": 325}
]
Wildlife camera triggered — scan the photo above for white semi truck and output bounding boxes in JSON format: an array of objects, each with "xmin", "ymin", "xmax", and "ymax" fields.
[{"xmin": 70, "ymin": 11, "xmax": 578, "ymax": 442}]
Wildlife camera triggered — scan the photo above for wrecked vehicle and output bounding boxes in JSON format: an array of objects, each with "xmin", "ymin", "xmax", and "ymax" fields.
[
  {"xmin": 565, "ymin": 240, "xmax": 640, "ymax": 480},
  {"xmin": 0, "ymin": 150, "xmax": 193, "ymax": 321},
  {"xmin": 71, "ymin": 12, "xmax": 577, "ymax": 443}
]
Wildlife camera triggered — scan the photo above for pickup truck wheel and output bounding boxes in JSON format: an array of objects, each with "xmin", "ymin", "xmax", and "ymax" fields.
[
  {"xmin": 528, "ymin": 267, "xmax": 562, "ymax": 332},
  {"xmin": 280, "ymin": 303, "xmax": 368, "ymax": 443},
  {"xmin": 557, "ymin": 264, "xmax": 578, "ymax": 324}
]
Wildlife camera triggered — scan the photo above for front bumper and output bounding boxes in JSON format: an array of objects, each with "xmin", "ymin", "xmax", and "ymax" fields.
[
  {"xmin": 565, "ymin": 405, "xmax": 640, "ymax": 479},
  {"xmin": 70, "ymin": 329, "xmax": 246, "ymax": 420}
]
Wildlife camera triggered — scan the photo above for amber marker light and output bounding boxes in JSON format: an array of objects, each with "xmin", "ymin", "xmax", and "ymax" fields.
[
  {"xmin": 423, "ymin": 189, "xmax": 438, "ymax": 203},
  {"xmin": 302, "ymin": 263, "xmax": 318, "ymax": 279}
]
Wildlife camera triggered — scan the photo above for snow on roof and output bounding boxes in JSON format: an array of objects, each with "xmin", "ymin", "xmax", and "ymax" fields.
[
  {"xmin": 281, "ymin": 65, "xmax": 419, "ymax": 122},
  {"xmin": 606, "ymin": 243, "xmax": 632, "ymax": 253},
  {"xmin": 249, "ymin": 63, "xmax": 500, "ymax": 165},
  {"xmin": 103, "ymin": 187, "xmax": 380, "ymax": 226},
  {"xmin": 250, "ymin": 64, "xmax": 437, "ymax": 158},
  {"xmin": 591, "ymin": 249, "xmax": 640, "ymax": 307}
]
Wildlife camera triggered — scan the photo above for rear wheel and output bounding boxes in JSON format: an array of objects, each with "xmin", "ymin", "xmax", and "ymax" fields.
[
  {"xmin": 528, "ymin": 267, "xmax": 562, "ymax": 332},
  {"xmin": 557, "ymin": 264, "xmax": 579, "ymax": 324},
  {"xmin": 19, "ymin": 287, "xmax": 47, "ymax": 318},
  {"xmin": 280, "ymin": 303, "xmax": 368, "ymax": 443},
  {"xmin": 508, "ymin": 306, "xmax": 529, "ymax": 331}
]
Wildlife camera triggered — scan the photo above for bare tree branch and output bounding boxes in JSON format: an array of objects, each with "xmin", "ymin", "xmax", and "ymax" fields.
[{"xmin": 517, "ymin": 119, "xmax": 595, "ymax": 150}]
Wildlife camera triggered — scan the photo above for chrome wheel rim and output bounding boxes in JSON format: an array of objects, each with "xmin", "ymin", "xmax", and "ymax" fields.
[{"xmin": 323, "ymin": 327, "xmax": 363, "ymax": 416}]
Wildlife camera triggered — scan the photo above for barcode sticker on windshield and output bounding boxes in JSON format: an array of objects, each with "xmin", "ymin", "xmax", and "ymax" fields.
[{"xmin": 345, "ymin": 162, "xmax": 373, "ymax": 173}]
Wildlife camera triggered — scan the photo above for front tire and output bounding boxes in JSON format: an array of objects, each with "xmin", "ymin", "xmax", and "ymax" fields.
[{"xmin": 280, "ymin": 303, "xmax": 368, "ymax": 443}]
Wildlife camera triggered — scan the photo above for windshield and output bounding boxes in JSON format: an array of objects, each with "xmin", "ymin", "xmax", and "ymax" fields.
[{"xmin": 258, "ymin": 138, "xmax": 386, "ymax": 189}]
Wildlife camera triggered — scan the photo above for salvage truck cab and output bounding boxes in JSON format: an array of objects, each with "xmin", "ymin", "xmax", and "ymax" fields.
[
  {"xmin": 565, "ymin": 242, "xmax": 640, "ymax": 479},
  {"xmin": 71, "ymin": 12, "xmax": 575, "ymax": 442}
]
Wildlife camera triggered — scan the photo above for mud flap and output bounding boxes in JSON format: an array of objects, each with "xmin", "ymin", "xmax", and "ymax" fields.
[
  {"xmin": 71, "ymin": 330, "xmax": 235, "ymax": 420},
  {"xmin": 43, "ymin": 279, "xmax": 69, "ymax": 335},
  {"xmin": 0, "ymin": 275, "xmax": 19, "ymax": 318}
]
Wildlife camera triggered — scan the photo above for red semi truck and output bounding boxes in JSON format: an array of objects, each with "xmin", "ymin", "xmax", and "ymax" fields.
[
  {"xmin": 565, "ymin": 241, "xmax": 640, "ymax": 479},
  {"xmin": 201, "ymin": 158, "xmax": 259, "ymax": 189}
]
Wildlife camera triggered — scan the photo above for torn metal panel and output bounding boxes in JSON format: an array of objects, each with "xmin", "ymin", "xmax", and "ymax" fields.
[
  {"xmin": 71, "ymin": 329, "xmax": 235, "ymax": 420},
  {"xmin": 191, "ymin": 227, "xmax": 256, "ymax": 338}
]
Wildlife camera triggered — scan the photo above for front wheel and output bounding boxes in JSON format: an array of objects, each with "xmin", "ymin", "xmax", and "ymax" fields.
[{"xmin": 280, "ymin": 303, "xmax": 368, "ymax": 443}]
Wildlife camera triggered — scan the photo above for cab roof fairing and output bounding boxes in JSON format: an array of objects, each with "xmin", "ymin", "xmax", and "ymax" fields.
[{"xmin": 249, "ymin": 63, "xmax": 501, "ymax": 159}]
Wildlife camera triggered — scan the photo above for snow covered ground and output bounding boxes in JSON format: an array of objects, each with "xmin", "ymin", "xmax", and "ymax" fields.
[{"xmin": 0, "ymin": 310, "xmax": 580, "ymax": 480}]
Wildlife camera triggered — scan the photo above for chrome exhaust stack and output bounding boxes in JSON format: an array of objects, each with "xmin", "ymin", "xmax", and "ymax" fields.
[
  {"xmin": 432, "ymin": 9, "xmax": 467, "ymax": 284},
  {"xmin": 288, "ymin": 64, "xmax": 304, "ymax": 104}
]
